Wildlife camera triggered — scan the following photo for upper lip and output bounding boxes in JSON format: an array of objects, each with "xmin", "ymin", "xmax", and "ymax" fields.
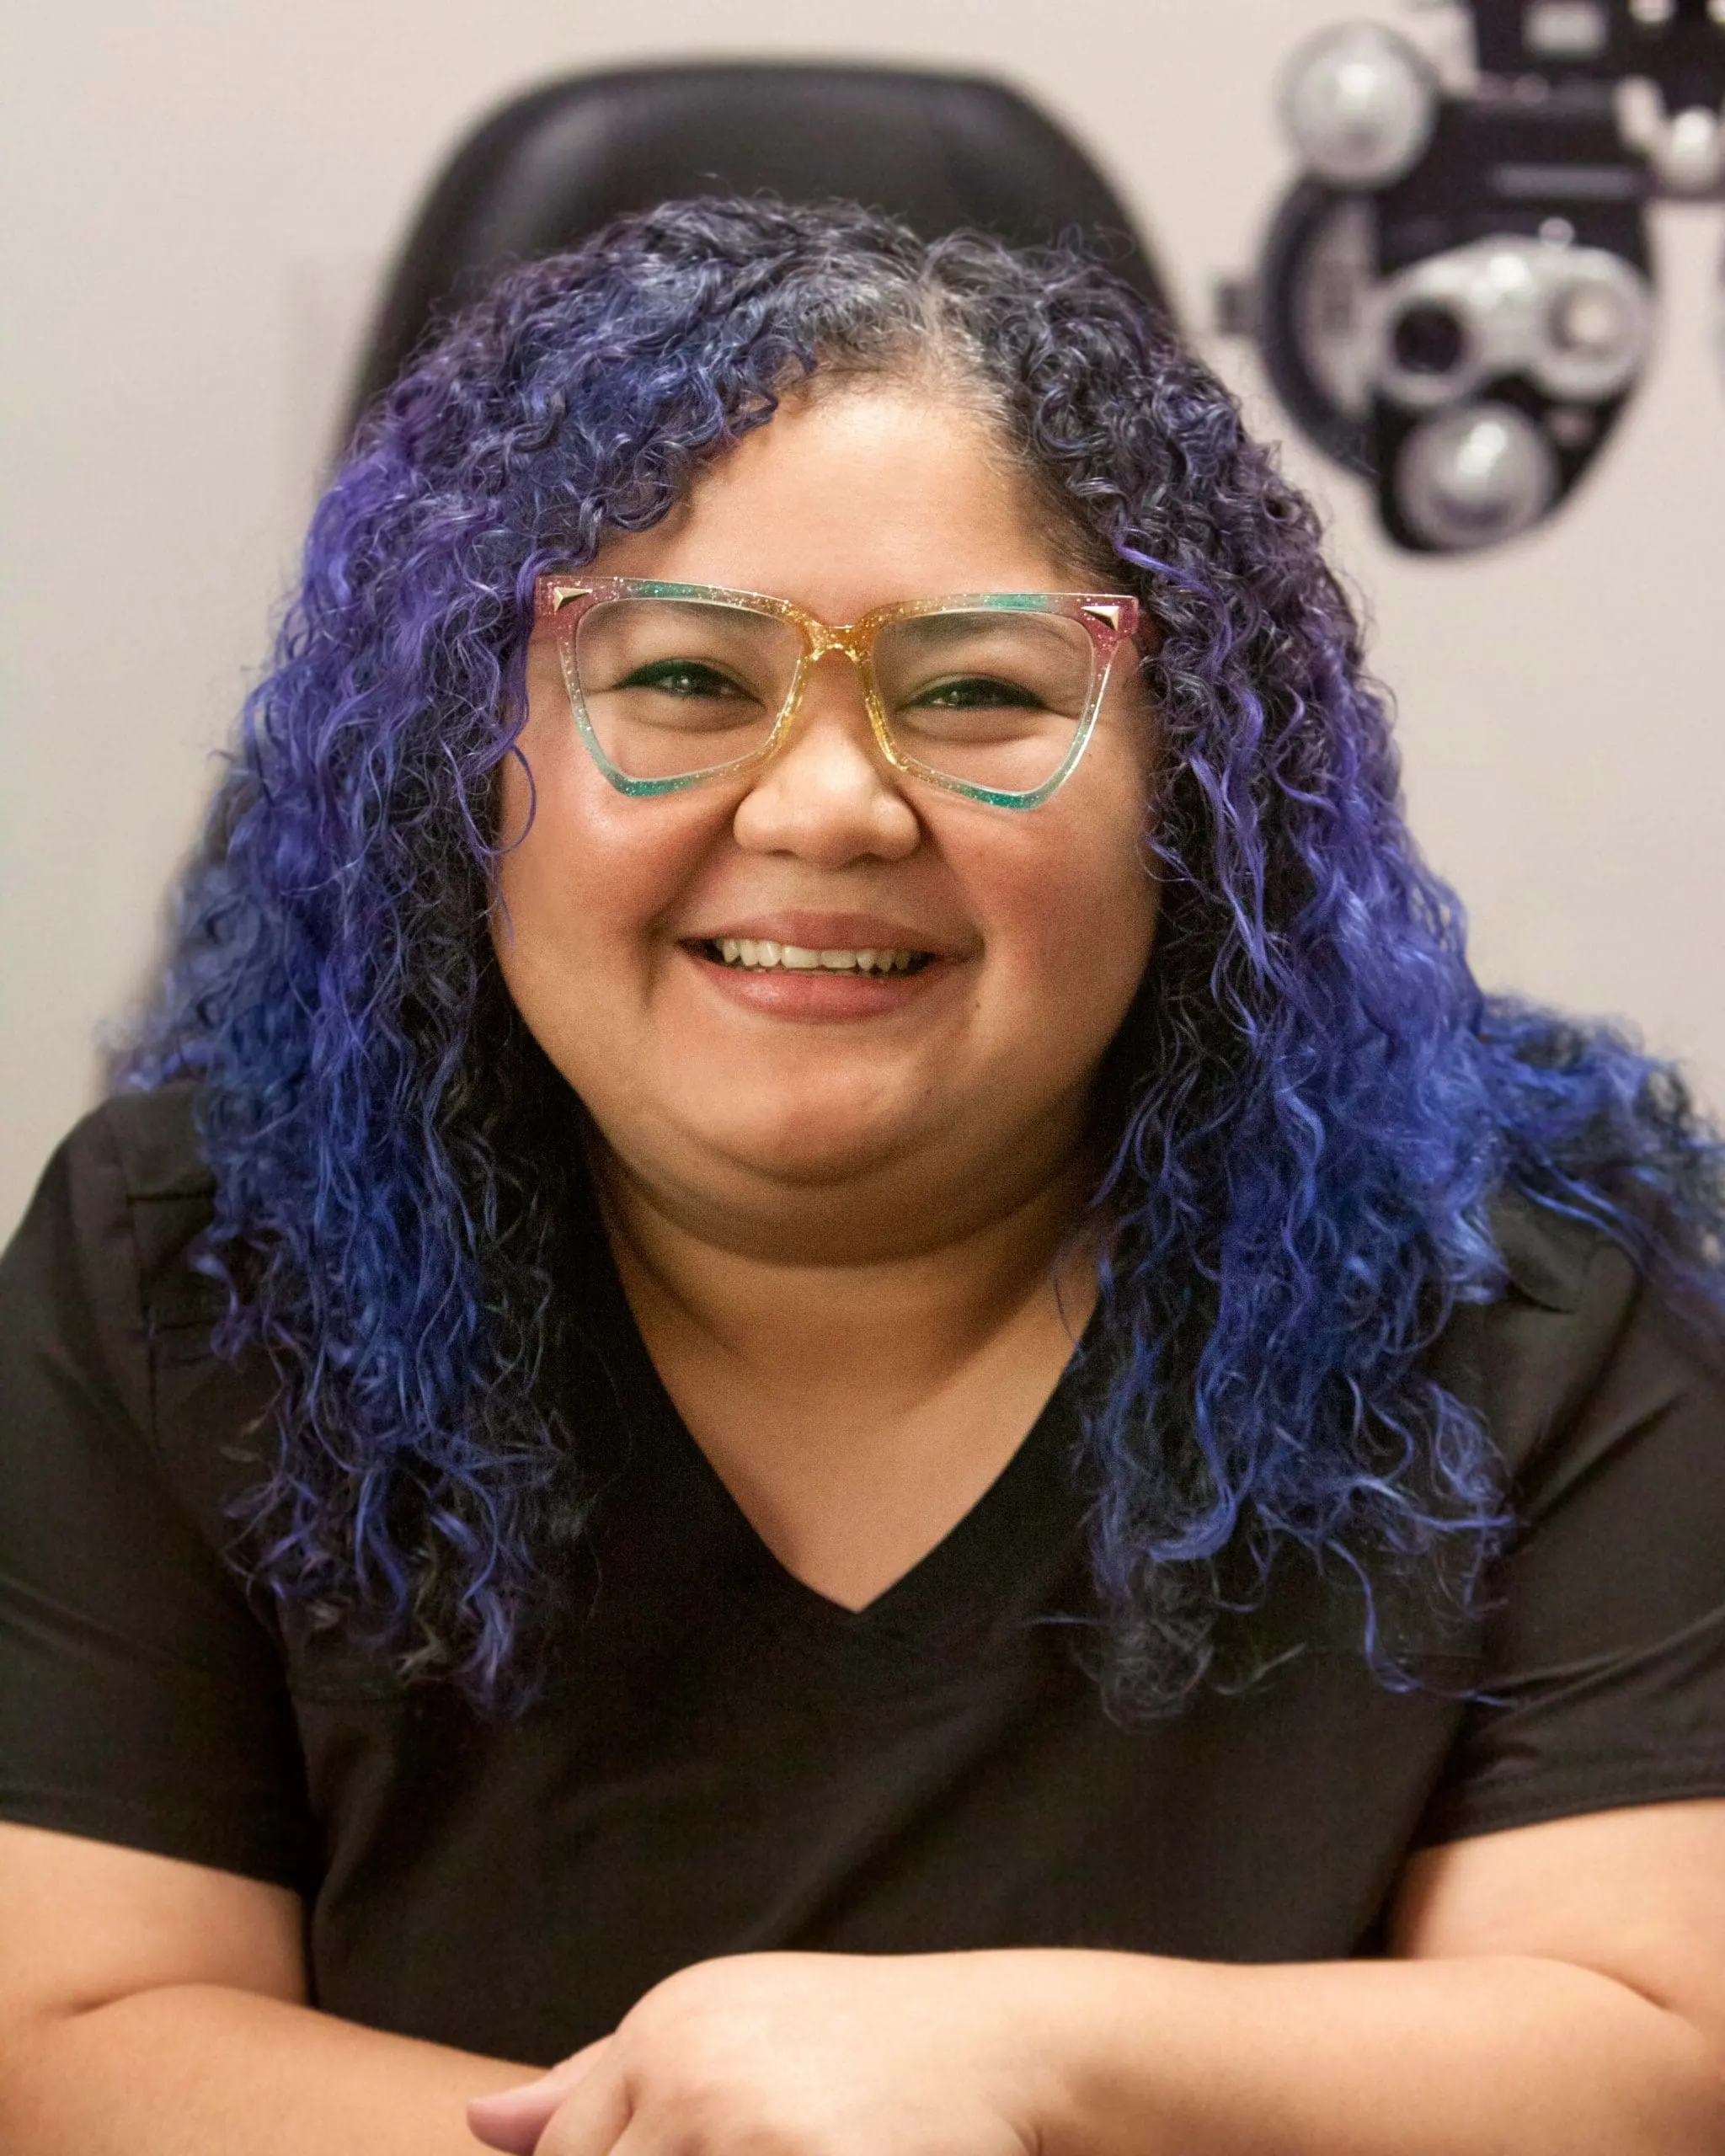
[{"xmin": 681, "ymin": 911, "xmax": 972, "ymax": 958}]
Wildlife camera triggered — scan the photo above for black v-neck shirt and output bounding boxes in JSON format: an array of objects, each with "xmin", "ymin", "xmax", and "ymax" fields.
[{"xmin": 4, "ymin": 1086, "xmax": 1725, "ymax": 2065}]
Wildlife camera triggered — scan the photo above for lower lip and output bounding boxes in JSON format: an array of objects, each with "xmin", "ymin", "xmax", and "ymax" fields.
[{"xmin": 681, "ymin": 944, "xmax": 951, "ymax": 1021}]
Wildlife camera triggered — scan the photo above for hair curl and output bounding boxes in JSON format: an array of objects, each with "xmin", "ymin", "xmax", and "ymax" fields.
[{"xmin": 126, "ymin": 196, "xmax": 1725, "ymax": 1711}]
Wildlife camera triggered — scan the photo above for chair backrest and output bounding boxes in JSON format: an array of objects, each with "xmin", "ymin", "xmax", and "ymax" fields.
[{"xmin": 344, "ymin": 61, "xmax": 1172, "ymax": 431}]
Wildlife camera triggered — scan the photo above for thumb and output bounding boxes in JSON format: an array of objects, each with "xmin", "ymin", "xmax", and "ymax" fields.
[{"xmin": 467, "ymin": 2039, "xmax": 611, "ymax": 2153}]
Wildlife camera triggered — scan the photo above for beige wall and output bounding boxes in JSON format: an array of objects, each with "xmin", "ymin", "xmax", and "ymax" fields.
[{"xmin": 4, "ymin": 0, "xmax": 1723, "ymax": 1236}]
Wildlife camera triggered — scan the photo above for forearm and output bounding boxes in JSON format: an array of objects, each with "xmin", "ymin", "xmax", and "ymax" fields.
[
  {"xmin": 0, "ymin": 1982, "xmax": 527, "ymax": 2154},
  {"xmin": 1023, "ymin": 1949, "xmax": 1725, "ymax": 2156}
]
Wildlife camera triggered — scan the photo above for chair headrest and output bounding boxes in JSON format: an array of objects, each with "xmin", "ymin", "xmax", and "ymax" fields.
[{"xmin": 345, "ymin": 61, "xmax": 1172, "ymax": 431}]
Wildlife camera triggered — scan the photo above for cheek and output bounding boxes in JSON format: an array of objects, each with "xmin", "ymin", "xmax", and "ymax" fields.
[
  {"xmin": 952, "ymin": 787, "xmax": 1157, "ymax": 1065},
  {"xmin": 1024, "ymin": 853, "xmax": 1156, "ymax": 1024},
  {"xmin": 492, "ymin": 723, "xmax": 611, "ymax": 988},
  {"xmin": 489, "ymin": 705, "xmax": 710, "ymax": 1038},
  {"xmin": 992, "ymin": 719, "xmax": 1156, "ymax": 993}
]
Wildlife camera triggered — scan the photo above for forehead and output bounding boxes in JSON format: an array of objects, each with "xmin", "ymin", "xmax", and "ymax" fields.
[{"xmin": 585, "ymin": 381, "xmax": 1099, "ymax": 622}]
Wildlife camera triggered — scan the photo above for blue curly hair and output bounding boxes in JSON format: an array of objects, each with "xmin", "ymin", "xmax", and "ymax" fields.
[{"xmin": 126, "ymin": 197, "xmax": 1725, "ymax": 1711}]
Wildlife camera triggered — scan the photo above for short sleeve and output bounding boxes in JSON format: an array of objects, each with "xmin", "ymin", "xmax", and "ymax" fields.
[
  {"xmin": 0, "ymin": 1098, "xmax": 316, "ymax": 1889},
  {"xmin": 1418, "ymin": 1232, "xmax": 1725, "ymax": 1845}
]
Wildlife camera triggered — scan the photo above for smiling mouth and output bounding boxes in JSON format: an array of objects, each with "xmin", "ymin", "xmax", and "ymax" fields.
[{"xmin": 696, "ymin": 937, "xmax": 933, "ymax": 976}]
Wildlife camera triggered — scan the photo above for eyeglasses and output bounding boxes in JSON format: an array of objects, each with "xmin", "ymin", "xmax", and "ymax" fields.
[{"xmin": 532, "ymin": 575, "xmax": 1142, "ymax": 809}]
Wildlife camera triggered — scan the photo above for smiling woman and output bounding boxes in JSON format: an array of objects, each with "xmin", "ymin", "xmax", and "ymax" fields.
[
  {"xmin": 3, "ymin": 200, "xmax": 1725, "ymax": 2156},
  {"xmin": 493, "ymin": 386, "xmax": 1156, "ymax": 1609}
]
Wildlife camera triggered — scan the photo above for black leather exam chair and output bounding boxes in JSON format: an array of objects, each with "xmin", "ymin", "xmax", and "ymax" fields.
[{"xmin": 344, "ymin": 61, "xmax": 1173, "ymax": 432}]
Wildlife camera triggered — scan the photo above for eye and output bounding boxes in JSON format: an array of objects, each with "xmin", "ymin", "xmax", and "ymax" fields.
[
  {"xmin": 617, "ymin": 659, "xmax": 753, "ymax": 700},
  {"xmin": 904, "ymin": 675, "xmax": 1044, "ymax": 712}
]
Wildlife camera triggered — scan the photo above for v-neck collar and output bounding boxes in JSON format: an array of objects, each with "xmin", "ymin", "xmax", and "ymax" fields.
[{"xmin": 559, "ymin": 1173, "xmax": 1094, "ymax": 1659}]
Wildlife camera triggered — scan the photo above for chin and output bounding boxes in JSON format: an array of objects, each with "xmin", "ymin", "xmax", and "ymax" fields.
[{"xmin": 693, "ymin": 1099, "xmax": 932, "ymax": 1190}]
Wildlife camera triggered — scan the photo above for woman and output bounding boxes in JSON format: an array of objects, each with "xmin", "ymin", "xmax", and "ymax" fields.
[{"xmin": 2, "ymin": 198, "xmax": 1723, "ymax": 2155}]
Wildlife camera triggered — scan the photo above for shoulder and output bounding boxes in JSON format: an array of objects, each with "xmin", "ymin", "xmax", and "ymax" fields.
[
  {"xmin": 101, "ymin": 1081, "xmax": 221, "ymax": 1310},
  {"xmin": 25, "ymin": 1079, "xmax": 214, "ymax": 1229},
  {"xmin": 1, "ymin": 1083, "xmax": 227, "ymax": 1475},
  {"xmin": 75, "ymin": 1080, "xmax": 215, "ymax": 1226},
  {"xmin": 97, "ymin": 1080, "xmax": 214, "ymax": 1199},
  {"xmin": 1433, "ymin": 1187, "xmax": 1724, "ymax": 1504},
  {"xmin": 0, "ymin": 1092, "xmax": 312, "ymax": 1886},
  {"xmin": 44, "ymin": 1081, "xmax": 219, "ymax": 1328}
]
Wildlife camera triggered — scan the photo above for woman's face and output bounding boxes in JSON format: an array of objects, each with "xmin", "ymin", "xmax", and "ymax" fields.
[{"xmin": 494, "ymin": 381, "xmax": 1158, "ymax": 1256}]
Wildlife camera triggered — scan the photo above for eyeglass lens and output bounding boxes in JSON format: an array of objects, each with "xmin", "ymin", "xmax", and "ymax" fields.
[{"xmin": 571, "ymin": 598, "xmax": 1099, "ymax": 794}]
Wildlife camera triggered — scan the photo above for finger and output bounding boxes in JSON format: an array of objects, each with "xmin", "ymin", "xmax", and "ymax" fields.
[
  {"xmin": 466, "ymin": 2097, "xmax": 547, "ymax": 2156},
  {"xmin": 467, "ymin": 2039, "xmax": 613, "ymax": 2153},
  {"xmin": 520, "ymin": 2047, "xmax": 633, "ymax": 2156}
]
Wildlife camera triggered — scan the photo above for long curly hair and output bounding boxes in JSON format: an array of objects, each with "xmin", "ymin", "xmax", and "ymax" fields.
[{"xmin": 125, "ymin": 197, "xmax": 1725, "ymax": 1711}]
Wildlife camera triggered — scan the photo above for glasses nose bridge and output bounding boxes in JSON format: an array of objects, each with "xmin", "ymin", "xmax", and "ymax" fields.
[
  {"xmin": 798, "ymin": 615, "xmax": 873, "ymax": 675},
  {"xmin": 773, "ymin": 617, "xmax": 894, "ymax": 787}
]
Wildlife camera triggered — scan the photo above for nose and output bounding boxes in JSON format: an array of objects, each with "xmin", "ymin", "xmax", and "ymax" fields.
[{"xmin": 730, "ymin": 650, "xmax": 921, "ymax": 867}]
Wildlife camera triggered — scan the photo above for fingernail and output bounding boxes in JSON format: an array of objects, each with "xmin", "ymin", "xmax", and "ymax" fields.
[{"xmin": 469, "ymin": 2082, "xmax": 547, "ymax": 2112}]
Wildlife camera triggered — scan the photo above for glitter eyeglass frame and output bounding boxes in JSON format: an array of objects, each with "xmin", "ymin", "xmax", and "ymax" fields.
[{"xmin": 533, "ymin": 574, "xmax": 1142, "ymax": 810}]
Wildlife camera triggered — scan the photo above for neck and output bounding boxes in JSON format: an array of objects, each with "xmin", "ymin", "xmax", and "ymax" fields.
[
  {"xmin": 590, "ymin": 1132, "xmax": 1101, "ymax": 1609},
  {"xmin": 595, "ymin": 1131, "xmax": 1099, "ymax": 1404}
]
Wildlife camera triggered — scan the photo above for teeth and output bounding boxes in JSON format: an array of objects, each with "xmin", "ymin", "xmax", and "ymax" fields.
[{"xmin": 711, "ymin": 940, "xmax": 922, "ymax": 974}]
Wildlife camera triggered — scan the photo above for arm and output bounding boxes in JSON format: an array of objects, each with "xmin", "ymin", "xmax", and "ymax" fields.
[
  {"xmin": 0, "ymin": 1822, "xmax": 530, "ymax": 2154},
  {"xmin": 473, "ymin": 1799, "xmax": 1725, "ymax": 2156},
  {"xmin": 1033, "ymin": 1798, "xmax": 1725, "ymax": 2156}
]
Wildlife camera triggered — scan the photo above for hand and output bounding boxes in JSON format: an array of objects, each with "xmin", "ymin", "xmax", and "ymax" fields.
[{"xmin": 466, "ymin": 1951, "xmax": 1056, "ymax": 2156}]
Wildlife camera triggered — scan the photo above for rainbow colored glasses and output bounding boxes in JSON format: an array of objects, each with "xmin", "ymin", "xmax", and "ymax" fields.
[{"xmin": 533, "ymin": 575, "xmax": 1142, "ymax": 809}]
